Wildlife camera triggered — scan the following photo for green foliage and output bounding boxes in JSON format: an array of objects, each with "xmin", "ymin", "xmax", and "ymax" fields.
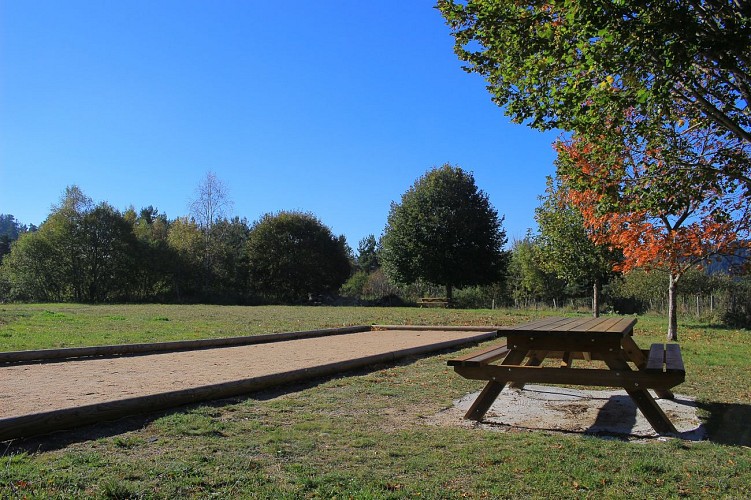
[
  {"xmin": 1, "ymin": 188, "xmax": 139, "ymax": 302},
  {"xmin": 437, "ymin": 0, "xmax": 751, "ymax": 146},
  {"xmin": 166, "ymin": 217, "xmax": 204, "ymax": 300},
  {"xmin": 506, "ymin": 235, "xmax": 565, "ymax": 306},
  {"xmin": 535, "ymin": 177, "xmax": 617, "ymax": 286},
  {"xmin": 535, "ymin": 176, "xmax": 620, "ymax": 313},
  {"xmin": 0, "ymin": 214, "xmax": 32, "ymax": 264},
  {"xmin": 356, "ymin": 234, "xmax": 379, "ymax": 273},
  {"xmin": 246, "ymin": 211, "xmax": 352, "ymax": 303},
  {"xmin": 339, "ymin": 271, "xmax": 370, "ymax": 299},
  {"xmin": 380, "ymin": 164, "xmax": 507, "ymax": 299},
  {"xmin": 0, "ymin": 231, "xmax": 64, "ymax": 301},
  {"xmin": 438, "ymin": 0, "xmax": 751, "ymax": 335}
]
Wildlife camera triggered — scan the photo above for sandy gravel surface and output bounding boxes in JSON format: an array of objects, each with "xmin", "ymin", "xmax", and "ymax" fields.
[{"xmin": 0, "ymin": 329, "xmax": 487, "ymax": 419}]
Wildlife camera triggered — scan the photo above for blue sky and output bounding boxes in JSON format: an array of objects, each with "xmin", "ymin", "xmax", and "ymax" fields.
[{"xmin": 1, "ymin": 1, "xmax": 559, "ymax": 248}]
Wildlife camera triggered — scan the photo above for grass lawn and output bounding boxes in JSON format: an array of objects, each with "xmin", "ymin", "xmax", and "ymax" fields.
[{"xmin": 1, "ymin": 304, "xmax": 750, "ymax": 498}]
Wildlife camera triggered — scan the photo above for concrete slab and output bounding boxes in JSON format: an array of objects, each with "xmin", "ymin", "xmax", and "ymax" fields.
[{"xmin": 445, "ymin": 385, "xmax": 706, "ymax": 441}]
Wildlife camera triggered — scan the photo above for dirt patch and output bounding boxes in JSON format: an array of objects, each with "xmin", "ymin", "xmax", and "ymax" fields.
[{"xmin": 428, "ymin": 385, "xmax": 706, "ymax": 441}]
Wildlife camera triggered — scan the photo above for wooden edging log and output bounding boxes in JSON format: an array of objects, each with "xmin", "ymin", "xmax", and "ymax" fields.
[
  {"xmin": 373, "ymin": 325, "xmax": 501, "ymax": 332},
  {"xmin": 0, "ymin": 325, "xmax": 372, "ymax": 364},
  {"xmin": 0, "ymin": 330, "xmax": 497, "ymax": 441}
]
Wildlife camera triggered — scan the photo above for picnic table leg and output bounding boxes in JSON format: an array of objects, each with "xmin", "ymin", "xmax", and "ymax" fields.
[
  {"xmin": 601, "ymin": 353, "xmax": 678, "ymax": 435},
  {"xmin": 560, "ymin": 351, "xmax": 574, "ymax": 368},
  {"xmin": 464, "ymin": 349, "xmax": 528, "ymax": 421},
  {"xmin": 621, "ymin": 336, "xmax": 675, "ymax": 400}
]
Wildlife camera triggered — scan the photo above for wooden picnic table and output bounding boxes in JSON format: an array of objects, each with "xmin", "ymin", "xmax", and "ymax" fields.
[{"xmin": 448, "ymin": 317, "xmax": 686, "ymax": 434}]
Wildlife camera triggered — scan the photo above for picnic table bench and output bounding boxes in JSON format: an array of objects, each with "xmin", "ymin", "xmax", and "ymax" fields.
[
  {"xmin": 448, "ymin": 317, "xmax": 686, "ymax": 434},
  {"xmin": 417, "ymin": 297, "xmax": 451, "ymax": 308}
]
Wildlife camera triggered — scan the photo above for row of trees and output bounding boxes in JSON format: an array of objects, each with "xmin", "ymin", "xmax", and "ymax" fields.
[
  {"xmin": 3, "ymin": 162, "xmax": 749, "ymax": 334},
  {"xmin": 0, "ymin": 181, "xmax": 352, "ymax": 304}
]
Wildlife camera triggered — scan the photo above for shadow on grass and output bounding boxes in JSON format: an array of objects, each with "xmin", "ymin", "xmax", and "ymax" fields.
[{"xmin": 698, "ymin": 401, "xmax": 751, "ymax": 446}]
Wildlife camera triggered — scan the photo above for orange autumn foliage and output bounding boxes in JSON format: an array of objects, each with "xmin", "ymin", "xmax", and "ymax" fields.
[{"xmin": 557, "ymin": 138, "xmax": 751, "ymax": 277}]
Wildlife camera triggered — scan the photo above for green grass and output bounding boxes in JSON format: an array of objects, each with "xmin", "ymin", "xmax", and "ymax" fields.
[
  {"xmin": 1, "ymin": 304, "xmax": 750, "ymax": 498},
  {"xmin": 0, "ymin": 303, "xmax": 540, "ymax": 351}
]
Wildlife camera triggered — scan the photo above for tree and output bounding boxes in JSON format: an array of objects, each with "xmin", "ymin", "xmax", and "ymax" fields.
[
  {"xmin": 167, "ymin": 217, "xmax": 204, "ymax": 301},
  {"xmin": 41, "ymin": 186, "xmax": 93, "ymax": 301},
  {"xmin": 246, "ymin": 211, "xmax": 352, "ymax": 303},
  {"xmin": 380, "ymin": 164, "xmax": 507, "ymax": 301},
  {"xmin": 0, "ymin": 234, "xmax": 11, "ymax": 262},
  {"xmin": 437, "ymin": 0, "xmax": 751, "ymax": 150},
  {"xmin": 129, "ymin": 206, "xmax": 176, "ymax": 302},
  {"xmin": 0, "ymin": 230, "xmax": 63, "ymax": 301},
  {"xmin": 535, "ymin": 176, "xmax": 619, "ymax": 316},
  {"xmin": 208, "ymin": 217, "xmax": 251, "ymax": 302},
  {"xmin": 557, "ymin": 135, "xmax": 751, "ymax": 340},
  {"xmin": 189, "ymin": 171, "xmax": 233, "ymax": 232},
  {"xmin": 356, "ymin": 234, "xmax": 380, "ymax": 273},
  {"xmin": 78, "ymin": 203, "xmax": 138, "ymax": 302},
  {"xmin": 189, "ymin": 171, "xmax": 233, "ymax": 291},
  {"xmin": 506, "ymin": 235, "xmax": 565, "ymax": 309},
  {"xmin": 0, "ymin": 187, "xmax": 139, "ymax": 302}
]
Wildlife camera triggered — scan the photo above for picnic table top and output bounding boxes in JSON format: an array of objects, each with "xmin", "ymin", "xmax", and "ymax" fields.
[{"xmin": 499, "ymin": 316, "xmax": 637, "ymax": 337}]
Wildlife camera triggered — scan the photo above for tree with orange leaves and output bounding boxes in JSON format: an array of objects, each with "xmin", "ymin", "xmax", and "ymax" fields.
[{"xmin": 556, "ymin": 122, "xmax": 751, "ymax": 340}]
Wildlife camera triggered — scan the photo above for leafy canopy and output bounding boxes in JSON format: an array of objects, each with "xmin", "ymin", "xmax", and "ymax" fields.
[
  {"xmin": 534, "ymin": 176, "xmax": 619, "ymax": 289},
  {"xmin": 437, "ymin": 0, "xmax": 751, "ymax": 145},
  {"xmin": 380, "ymin": 164, "xmax": 507, "ymax": 296},
  {"xmin": 246, "ymin": 211, "xmax": 352, "ymax": 303}
]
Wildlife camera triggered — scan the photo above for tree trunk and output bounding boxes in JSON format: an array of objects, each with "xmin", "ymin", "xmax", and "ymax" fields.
[
  {"xmin": 667, "ymin": 273, "xmax": 679, "ymax": 341},
  {"xmin": 592, "ymin": 279, "xmax": 600, "ymax": 318},
  {"xmin": 446, "ymin": 284, "xmax": 453, "ymax": 304}
]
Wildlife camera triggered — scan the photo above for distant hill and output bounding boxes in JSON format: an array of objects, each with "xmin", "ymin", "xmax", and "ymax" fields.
[{"xmin": 705, "ymin": 247, "xmax": 750, "ymax": 274}]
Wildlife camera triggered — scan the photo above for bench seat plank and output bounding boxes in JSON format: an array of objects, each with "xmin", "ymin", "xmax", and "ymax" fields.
[
  {"xmin": 645, "ymin": 343, "xmax": 665, "ymax": 373},
  {"xmin": 665, "ymin": 344, "xmax": 685, "ymax": 374},
  {"xmin": 447, "ymin": 343, "xmax": 509, "ymax": 367}
]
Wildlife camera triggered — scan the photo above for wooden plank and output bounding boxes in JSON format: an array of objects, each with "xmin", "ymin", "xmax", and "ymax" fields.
[
  {"xmin": 626, "ymin": 388, "xmax": 678, "ymax": 434},
  {"xmin": 560, "ymin": 351, "xmax": 574, "ymax": 368},
  {"xmin": 373, "ymin": 325, "xmax": 500, "ymax": 333},
  {"xmin": 447, "ymin": 343, "xmax": 509, "ymax": 367},
  {"xmin": 601, "ymin": 352, "xmax": 678, "ymax": 435},
  {"xmin": 507, "ymin": 333, "xmax": 622, "ymax": 352},
  {"xmin": 509, "ymin": 349, "xmax": 548, "ymax": 390},
  {"xmin": 463, "ymin": 349, "xmax": 528, "ymax": 421},
  {"xmin": 572, "ymin": 317, "xmax": 613, "ymax": 332},
  {"xmin": 665, "ymin": 344, "xmax": 685, "ymax": 374},
  {"xmin": 603, "ymin": 317, "xmax": 637, "ymax": 334},
  {"xmin": 621, "ymin": 336, "xmax": 649, "ymax": 368},
  {"xmin": 586, "ymin": 316, "xmax": 622, "ymax": 332},
  {"xmin": 627, "ymin": 339, "xmax": 675, "ymax": 400},
  {"xmin": 548, "ymin": 317, "xmax": 599, "ymax": 332},
  {"xmin": 645, "ymin": 343, "xmax": 666, "ymax": 373},
  {"xmin": 499, "ymin": 317, "xmax": 570, "ymax": 332},
  {"xmin": 453, "ymin": 364, "xmax": 685, "ymax": 390}
]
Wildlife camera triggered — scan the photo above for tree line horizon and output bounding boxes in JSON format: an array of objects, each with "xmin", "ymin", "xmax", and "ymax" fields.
[{"xmin": 1, "ymin": 165, "xmax": 750, "ymax": 335}]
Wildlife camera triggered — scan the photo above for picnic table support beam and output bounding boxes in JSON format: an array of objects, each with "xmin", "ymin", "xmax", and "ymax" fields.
[
  {"xmin": 601, "ymin": 353, "xmax": 678, "ymax": 435},
  {"xmin": 622, "ymin": 336, "xmax": 675, "ymax": 400},
  {"xmin": 464, "ymin": 349, "xmax": 527, "ymax": 421},
  {"xmin": 508, "ymin": 349, "xmax": 548, "ymax": 390}
]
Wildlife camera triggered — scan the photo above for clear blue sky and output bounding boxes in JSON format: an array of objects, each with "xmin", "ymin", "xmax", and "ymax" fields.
[{"xmin": 1, "ymin": 1, "xmax": 558, "ymax": 248}]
